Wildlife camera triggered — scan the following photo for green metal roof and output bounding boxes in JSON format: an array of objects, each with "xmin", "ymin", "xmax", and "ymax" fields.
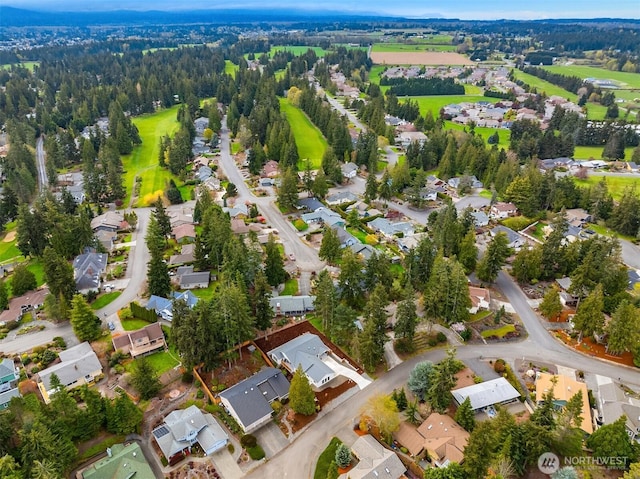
[{"xmin": 82, "ymin": 442, "xmax": 156, "ymax": 479}]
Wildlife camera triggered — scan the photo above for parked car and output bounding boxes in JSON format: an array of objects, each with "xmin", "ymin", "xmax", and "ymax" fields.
[
  {"xmin": 108, "ymin": 322, "xmax": 116, "ymax": 331},
  {"xmin": 289, "ymin": 253, "xmax": 296, "ymax": 261}
]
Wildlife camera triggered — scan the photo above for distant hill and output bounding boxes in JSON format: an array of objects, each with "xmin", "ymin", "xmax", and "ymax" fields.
[{"xmin": 0, "ymin": 6, "xmax": 393, "ymax": 27}]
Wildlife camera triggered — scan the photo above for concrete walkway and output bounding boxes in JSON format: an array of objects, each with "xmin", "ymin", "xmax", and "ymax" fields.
[
  {"xmin": 384, "ymin": 332, "xmax": 403, "ymax": 370},
  {"xmin": 212, "ymin": 449, "xmax": 244, "ymax": 479},
  {"xmin": 323, "ymin": 355, "xmax": 372, "ymax": 390}
]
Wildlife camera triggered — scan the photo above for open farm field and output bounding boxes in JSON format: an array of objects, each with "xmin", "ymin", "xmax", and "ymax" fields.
[
  {"xmin": 573, "ymin": 145, "xmax": 635, "ymax": 161},
  {"xmin": 370, "ymin": 51, "xmax": 475, "ymax": 66},
  {"xmin": 123, "ymin": 106, "xmax": 182, "ymax": 207},
  {"xmin": 279, "ymin": 98, "xmax": 327, "ymax": 169},
  {"xmin": 371, "ymin": 42, "xmax": 456, "ymax": 52},
  {"xmin": 543, "ymin": 65, "xmax": 640, "ymax": 89},
  {"xmin": 444, "ymin": 121, "xmax": 511, "ymax": 147},
  {"xmin": 0, "ymin": 61, "xmax": 39, "ymax": 71},
  {"xmin": 269, "ymin": 46, "xmax": 328, "ymax": 57},
  {"xmin": 574, "ymin": 175, "xmax": 640, "ymax": 200}
]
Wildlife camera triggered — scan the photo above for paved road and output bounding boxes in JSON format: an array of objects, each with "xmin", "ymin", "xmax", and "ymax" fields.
[
  {"xmin": 0, "ymin": 321, "xmax": 76, "ymax": 355},
  {"xmin": 216, "ymin": 117, "xmax": 325, "ymax": 272},
  {"xmin": 35, "ymin": 136, "xmax": 48, "ymax": 191}
]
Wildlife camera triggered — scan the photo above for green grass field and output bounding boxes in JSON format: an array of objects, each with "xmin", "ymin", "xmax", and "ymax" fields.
[
  {"xmin": 121, "ymin": 318, "xmax": 153, "ymax": 331},
  {"xmin": 124, "ymin": 349, "xmax": 180, "ymax": 375},
  {"xmin": 0, "ymin": 61, "xmax": 39, "ymax": 71},
  {"xmin": 314, "ymin": 438, "xmax": 342, "ymax": 479},
  {"xmin": 481, "ymin": 324, "xmax": 516, "ymax": 339},
  {"xmin": 543, "ymin": 65, "xmax": 640, "ymax": 89},
  {"xmin": 574, "ymin": 175, "xmax": 640, "ymax": 200},
  {"xmin": 224, "ymin": 60, "xmax": 238, "ymax": 76},
  {"xmin": 282, "ymin": 278, "xmax": 299, "ymax": 296},
  {"xmin": 123, "ymin": 106, "xmax": 183, "ymax": 207},
  {"xmin": 279, "ymin": 98, "xmax": 327, "ymax": 169},
  {"xmin": 573, "ymin": 145, "xmax": 635, "ymax": 160},
  {"xmin": 0, "ymin": 237, "xmax": 22, "ymax": 263},
  {"xmin": 372, "ymin": 42, "xmax": 456, "ymax": 52},
  {"xmin": 91, "ymin": 291, "xmax": 122, "ymax": 310},
  {"xmin": 269, "ymin": 46, "xmax": 328, "ymax": 57},
  {"xmin": 444, "ymin": 121, "xmax": 511, "ymax": 147}
]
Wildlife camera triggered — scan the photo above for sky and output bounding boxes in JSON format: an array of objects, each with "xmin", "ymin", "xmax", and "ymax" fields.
[{"xmin": 4, "ymin": 0, "xmax": 640, "ymax": 19}]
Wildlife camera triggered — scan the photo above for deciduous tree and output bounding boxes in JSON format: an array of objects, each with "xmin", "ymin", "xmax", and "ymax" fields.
[{"xmin": 361, "ymin": 394, "xmax": 400, "ymax": 441}]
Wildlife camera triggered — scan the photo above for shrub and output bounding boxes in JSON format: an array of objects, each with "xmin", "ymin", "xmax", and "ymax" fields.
[
  {"xmin": 247, "ymin": 445, "xmax": 265, "ymax": 460},
  {"xmin": 335, "ymin": 443, "xmax": 352, "ymax": 468},
  {"xmin": 196, "ymin": 389, "xmax": 204, "ymax": 399},
  {"xmin": 427, "ymin": 337, "xmax": 438, "ymax": 347},
  {"xmin": 52, "ymin": 336, "xmax": 66, "ymax": 349},
  {"xmin": 21, "ymin": 354, "xmax": 31, "ymax": 365},
  {"xmin": 293, "ymin": 219, "xmax": 308, "ymax": 231},
  {"xmin": 494, "ymin": 358, "xmax": 506, "ymax": 374},
  {"xmin": 6, "ymin": 320, "xmax": 20, "ymax": 331},
  {"xmin": 364, "ymin": 234, "xmax": 378, "ymax": 245},
  {"xmin": 31, "ymin": 366, "xmax": 40, "ymax": 374},
  {"xmin": 39, "ymin": 350, "xmax": 58, "ymax": 367},
  {"xmin": 436, "ymin": 332, "xmax": 447, "ymax": 343},
  {"xmin": 240, "ymin": 434, "xmax": 257, "ymax": 448},
  {"xmin": 119, "ymin": 307, "xmax": 133, "ymax": 320},
  {"xmin": 271, "ymin": 400, "xmax": 283, "ymax": 414},
  {"xmin": 400, "ymin": 446, "xmax": 408, "ymax": 454},
  {"xmin": 182, "ymin": 371, "xmax": 194, "ymax": 383},
  {"xmin": 460, "ymin": 328, "xmax": 472, "ymax": 341},
  {"xmin": 227, "ymin": 443, "xmax": 235, "ymax": 454}
]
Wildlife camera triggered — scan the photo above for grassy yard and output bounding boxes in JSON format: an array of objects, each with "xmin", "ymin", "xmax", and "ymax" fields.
[
  {"xmin": 123, "ymin": 106, "xmax": 183, "ymax": 207},
  {"xmin": 314, "ymin": 437, "xmax": 342, "ymax": 479},
  {"xmin": 469, "ymin": 310, "xmax": 492, "ymax": 322},
  {"xmin": 586, "ymin": 222, "xmax": 636, "ymax": 242},
  {"xmin": 0, "ymin": 239, "xmax": 22, "ymax": 263},
  {"xmin": 574, "ymin": 175, "xmax": 640, "ymax": 200},
  {"xmin": 224, "ymin": 60, "xmax": 238, "ymax": 76},
  {"xmin": 121, "ymin": 318, "xmax": 153, "ymax": 331},
  {"xmin": 444, "ymin": 121, "xmax": 511, "ymax": 147},
  {"xmin": 91, "ymin": 292, "xmax": 122, "ymax": 310},
  {"xmin": 189, "ymin": 282, "xmax": 218, "ymax": 300},
  {"xmin": 481, "ymin": 324, "xmax": 516, "ymax": 339},
  {"xmin": 346, "ymin": 226, "xmax": 368, "ymax": 244},
  {"xmin": 478, "ymin": 189, "xmax": 493, "ymax": 199},
  {"xmin": 279, "ymin": 98, "xmax": 327, "ymax": 169},
  {"xmin": 282, "ymin": 278, "xmax": 299, "ymax": 296},
  {"xmin": 573, "ymin": 145, "xmax": 635, "ymax": 160},
  {"xmin": 124, "ymin": 348, "xmax": 180, "ymax": 376}
]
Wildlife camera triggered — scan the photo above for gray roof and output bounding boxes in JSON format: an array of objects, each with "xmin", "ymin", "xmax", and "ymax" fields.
[
  {"xmin": 0, "ymin": 358, "xmax": 16, "ymax": 379},
  {"xmin": 173, "ymin": 290, "xmax": 199, "ymax": 309},
  {"xmin": 38, "ymin": 342, "xmax": 102, "ymax": 391},
  {"xmin": 301, "ymin": 208, "xmax": 344, "ymax": 227},
  {"xmin": 218, "ymin": 367, "xmax": 290, "ymax": 431},
  {"xmin": 73, "ymin": 253, "xmax": 108, "ymax": 290},
  {"xmin": 298, "ymin": 198, "xmax": 324, "ymax": 212},
  {"xmin": 491, "ymin": 225, "xmax": 522, "ymax": 245},
  {"xmin": 270, "ymin": 295, "xmax": 315, "ymax": 315},
  {"xmin": 369, "ymin": 218, "xmax": 414, "ymax": 237},
  {"xmin": 268, "ymin": 333, "xmax": 333, "ymax": 385},
  {"xmin": 556, "ymin": 277, "xmax": 573, "ymax": 291},
  {"xmin": 326, "ymin": 191, "xmax": 358, "ymax": 204},
  {"xmin": 147, "ymin": 295, "xmax": 172, "ymax": 314},
  {"xmin": 152, "ymin": 405, "xmax": 228, "ymax": 459},
  {"xmin": 0, "ymin": 387, "xmax": 21, "ymax": 407},
  {"xmin": 471, "ymin": 211, "xmax": 490, "ymax": 226},
  {"xmin": 180, "ymin": 271, "xmax": 210, "ymax": 288},
  {"xmin": 341, "ymin": 162, "xmax": 358, "ymax": 175},
  {"xmin": 332, "ymin": 225, "xmax": 358, "ymax": 247},
  {"xmin": 342, "ymin": 435, "xmax": 406, "ymax": 479},
  {"xmin": 452, "ymin": 377, "xmax": 520, "ymax": 410},
  {"xmin": 351, "ymin": 243, "xmax": 375, "ymax": 260}
]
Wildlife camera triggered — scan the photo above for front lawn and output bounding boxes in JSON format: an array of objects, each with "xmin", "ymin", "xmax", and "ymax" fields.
[
  {"xmin": 121, "ymin": 318, "xmax": 153, "ymax": 331},
  {"xmin": 314, "ymin": 437, "xmax": 342, "ymax": 479},
  {"xmin": 481, "ymin": 324, "xmax": 516, "ymax": 339},
  {"xmin": 282, "ymin": 278, "xmax": 299, "ymax": 296},
  {"xmin": 91, "ymin": 292, "xmax": 122, "ymax": 310},
  {"xmin": 124, "ymin": 349, "xmax": 180, "ymax": 376}
]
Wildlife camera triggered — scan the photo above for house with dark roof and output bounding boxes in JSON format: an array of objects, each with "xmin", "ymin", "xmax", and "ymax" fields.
[
  {"xmin": 298, "ymin": 197, "xmax": 324, "ymax": 212},
  {"xmin": 270, "ymin": 295, "xmax": 315, "ymax": 316},
  {"xmin": 73, "ymin": 252, "xmax": 108, "ymax": 294},
  {"xmin": 37, "ymin": 342, "xmax": 103, "ymax": 404},
  {"xmin": 218, "ymin": 367, "xmax": 290, "ymax": 433},
  {"xmin": 350, "ymin": 242, "xmax": 375, "ymax": 260},
  {"xmin": 452, "ymin": 377, "xmax": 520, "ymax": 412},
  {"xmin": 177, "ymin": 266, "xmax": 210, "ymax": 289},
  {"xmin": 262, "ymin": 160, "xmax": 280, "ymax": 178},
  {"xmin": 82, "ymin": 442, "xmax": 155, "ymax": 479},
  {"xmin": 168, "ymin": 243, "xmax": 196, "ymax": 266},
  {"xmin": 152, "ymin": 405, "xmax": 228, "ymax": 465},
  {"xmin": 0, "ymin": 358, "xmax": 20, "ymax": 410},
  {"xmin": 112, "ymin": 323, "xmax": 166, "ymax": 358},
  {"xmin": 95, "ymin": 230, "xmax": 117, "ymax": 252},
  {"xmin": 268, "ymin": 333, "xmax": 335, "ymax": 388},
  {"xmin": 146, "ymin": 290, "xmax": 199, "ymax": 321},
  {"xmin": 340, "ymin": 435, "xmax": 405, "ymax": 479},
  {"xmin": 491, "ymin": 225, "xmax": 526, "ymax": 250},
  {"xmin": 471, "ymin": 211, "xmax": 490, "ymax": 227},
  {"xmin": 196, "ymin": 165, "xmax": 213, "ymax": 182},
  {"xmin": 332, "ymin": 225, "xmax": 358, "ymax": 248}
]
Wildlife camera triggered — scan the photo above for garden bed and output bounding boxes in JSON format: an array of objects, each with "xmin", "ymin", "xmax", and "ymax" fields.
[
  {"xmin": 553, "ymin": 330, "xmax": 636, "ymax": 367},
  {"xmin": 198, "ymin": 344, "xmax": 266, "ymax": 395}
]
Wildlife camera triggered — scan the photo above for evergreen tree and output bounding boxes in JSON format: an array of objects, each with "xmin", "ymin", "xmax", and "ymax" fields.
[
  {"xmin": 586, "ymin": 416, "xmax": 637, "ymax": 468},
  {"xmin": 338, "ymin": 249, "xmax": 364, "ymax": 308},
  {"xmin": 458, "ymin": 229, "xmax": 478, "ymax": 274},
  {"xmin": 0, "ymin": 281, "xmax": 8, "ymax": 310},
  {"xmin": 572, "ymin": 284, "xmax": 604, "ymax": 339},
  {"xmin": 394, "ymin": 286, "xmax": 418, "ymax": 344},
  {"xmin": 289, "ymin": 365, "xmax": 316, "ymax": 416},
  {"xmin": 42, "ymin": 246, "xmax": 76, "ymax": 303},
  {"xmin": 407, "ymin": 361, "xmax": 435, "ymax": 402},
  {"xmin": 11, "ymin": 264, "xmax": 37, "ymax": 296},
  {"xmin": 314, "ymin": 270, "xmax": 337, "ymax": 332},
  {"xmin": 454, "ymin": 397, "xmax": 476, "ymax": 432},
  {"xmin": 335, "ymin": 443, "xmax": 352, "ymax": 468},
  {"xmin": 106, "ymin": 392, "xmax": 143, "ymax": 435},
  {"xmin": 606, "ymin": 300, "xmax": 640, "ymax": 355},
  {"xmin": 426, "ymin": 349, "xmax": 460, "ymax": 412},
  {"xmin": 147, "ymin": 255, "xmax": 171, "ymax": 297},
  {"xmin": 312, "ymin": 169, "xmax": 329, "ymax": 199},
  {"xmin": 358, "ymin": 284, "xmax": 389, "ymax": 371},
  {"xmin": 152, "ymin": 199, "xmax": 172, "ymax": 240},
  {"xmin": 364, "ymin": 172, "xmax": 378, "ymax": 203},
  {"xmin": 540, "ymin": 285, "xmax": 563, "ymax": 321},
  {"xmin": 264, "ymin": 234, "xmax": 287, "ymax": 287},
  {"xmin": 277, "ymin": 168, "xmax": 299, "ymax": 211},
  {"xmin": 70, "ymin": 294, "xmax": 101, "ymax": 342},
  {"xmin": 252, "ymin": 270, "xmax": 273, "ymax": 331},
  {"xmin": 424, "ymin": 255, "xmax": 470, "ymax": 324},
  {"xmin": 319, "ymin": 227, "xmax": 341, "ymax": 264},
  {"xmin": 477, "ymin": 232, "xmax": 511, "ymax": 283},
  {"xmin": 462, "ymin": 420, "xmax": 495, "ymax": 479},
  {"xmin": 130, "ymin": 356, "xmax": 162, "ymax": 400},
  {"xmin": 378, "ymin": 169, "xmax": 392, "ymax": 203}
]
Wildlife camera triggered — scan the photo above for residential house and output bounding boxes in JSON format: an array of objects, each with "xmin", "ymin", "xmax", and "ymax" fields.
[
  {"xmin": 627, "ymin": 162, "xmax": 639, "ymax": 173},
  {"xmin": 112, "ymin": 322, "xmax": 166, "ymax": 358},
  {"xmin": 301, "ymin": 208, "xmax": 345, "ymax": 228},
  {"xmin": 262, "ymin": 160, "xmax": 279, "ymax": 178},
  {"xmin": 203, "ymin": 176, "xmax": 221, "ymax": 191},
  {"xmin": 555, "ymin": 277, "xmax": 578, "ymax": 307},
  {"xmin": 169, "ymin": 212, "xmax": 194, "ymax": 229},
  {"xmin": 298, "ymin": 197, "xmax": 324, "ymax": 212},
  {"xmin": 491, "ymin": 225, "xmax": 526, "ymax": 250},
  {"xmin": 0, "ymin": 358, "xmax": 20, "ymax": 410},
  {"xmin": 218, "ymin": 367, "xmax": 290, "ymax": 433},
  {"xmin": 172, "ymin": 223, "xmax": 196, "ymax": 243},
  {"xmin": 597, "ymin": 381, "xmax": 640, "ymax": 442},
  {"xmin": 452, "ymin": 377, "xmax": 520, "ymax": 412},
  {"xmin": 394, "ymin": 413, "xmax": 469, "ymax": 466},
  {"xmin": 37, "ymin": 342, "xmax": 103, "ymax": 404},
  {"xmin": 146, "ymin": 291, "xmax": 199, "ymax": 321},
  {"xmin": 369, "ymin": 218, "xmax": 415, "ymax": 239},
  {"xmin": 351, "ymin": 242, "xmax": 375, "ymax": 260},
  {"xmin": 426, "ymin": 175, "xmax": 447, "ymax": 192},
  {"xmin": 152, "ymin": 405, "xmax": 228, "ymax": 465},
  {"xmin": 339, "ymin": 435, "xmax": 405, "ymax": 479},
  {"xmin": 73, "ymin": 252, "xmax": 108, "ymax": 294},
  {"xmin": 471, "ymin": 211, "xmax": 490, "ymax": 227},
  {"xmin": 82, "ymin": 442, "xmax": 155, "ymax": 479},
  {"xmin": 268, "ymin": 333, "xmax": 336, "ymax": 388},
  {"xmin": 332, "ymin": 225, "xmax": 358, "ymax": 248},
  {"xmin": 177, "ymin": 266, "xmax": 210, "ymax": 289},
  {"xmin": 95, "ymin": 230, "xmax": 117, "ymax": 252},
  {"xmin": 194, "ymin": 117, "xmax": 209, "ymax": 135},
  {"xmin": 0, "ymin": 287, "xmax": 48, "ymax": 325},
  {"xmin": 447, "ymin": 176, "xmax": 483, "ymax": 190},
  {"xmin": 259, "ymin": 177, "xmax": 274, "ymax": 187},
  {"xmin": 270, "ymin": 295, "xmax": 315, "ymax": 316},
  {"xmin": 91, "ymin": 211, "xmax": 128, "ymax": 233},
  {"xmin": 326, "ymin": 191, "xmax": 358, "ymax": 206},
  {"xmin": 223, "ymin": 204, "xmax": 249, "ymax": 219},
  {"xmin": 628, "ymin": 269, "xmax": 640, "ymax": 290},
  {"xmin": 420, "ymin": 188, "xmax": 438, "ymax": 202},
  {"xmin": 536, "ymin": 372, "xmax": 593, "ymax": 434},
  {"xmin": 196, "ymin": 165, "xmax": 213, "ymax": 182},
  {"xmin": 168, "ymin": 244, "xmax": 196, "ymax": 266},
  {"xmin": 468, "ymin": 286, "xmax": 491, "ymax": 314},
  {"xmin": 397, "ymin": 233, "xmax": 428, "ymax": 253},
  {"xmin": 341, "ymin": 162, "xmax": 358, "ymax": 179},
  {"xmin": 231, "ymin": 218, "xmax": 250, "ymax": 235},
  {"xmin": 565, "ymin": 208, "xmax": 592, "ymax": 228},
  {"xmin": 398, "ymin": 131, "xmax": 428, "ymax": 148},
  {"xmin": 490, "ymin": 202, "xmax": 518, "ymax": 219}
]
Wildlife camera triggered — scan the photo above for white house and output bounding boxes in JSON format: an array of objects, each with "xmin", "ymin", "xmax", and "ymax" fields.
[
  {"xmin": 490, "ymin": 202, "xmax": 518, "ymax": 219},
  {"xmin": 268, "ymin": 333, "xmax": 336, "ymax": 388}
]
